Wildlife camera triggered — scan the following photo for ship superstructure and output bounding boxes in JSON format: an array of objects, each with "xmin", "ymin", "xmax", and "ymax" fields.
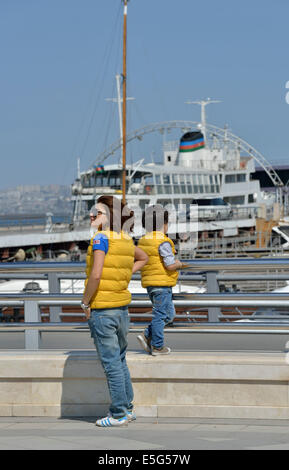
[{"xmin": 71, "ymin": 103, "xmax": 270, "ymax": 244}]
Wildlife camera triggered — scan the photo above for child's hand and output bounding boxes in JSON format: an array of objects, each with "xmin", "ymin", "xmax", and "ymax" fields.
[{"xmin": 175, "ymin": 260, "xmax": 183, "ymax": 270}]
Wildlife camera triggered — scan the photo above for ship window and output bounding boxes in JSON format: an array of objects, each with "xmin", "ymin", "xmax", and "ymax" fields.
[
  {"xmin": 155, "ymin": 175, "xmax": 161, "ymax": 184},
  {"xmin": 144, "ymin": 175, "xmax": 154, "ymax": 185},
  {"xmin": 185, "ymin": 174, "xmax": 192, "ymax": 183},
  {"xmin": 172, "ymin": 175, "xmax": 180, "ymax": 193},
  {"xmin": 162, "ymin": 174, "xmax": 170, "ymax": 184},
  {"xmin": 224, "ymin": 195, "xmax": 245, "ymax": 204},
  {"xmin": 248, "ymin": 194, "xmax": 254, "ymax": 203},
  {"xmin": 95, "ymin": 176, "xmax": 102, "ymax": 186},
  {"xmin": 172, "ymin": 174, "xmax": 179, "ymax": 184},
  {"xmin": 203, "ymin": 175, "xmax": 210, "ymax": 193},
  {"xmin": 179, "ymin": 174, "xmax": 186, "ymax": 193},
  {"xmin": 109, "ymin": 176, "xmax": 121, "ymax": 188},
  {"xmin": 225, "ymin": 174, "xmax": 236, "ymax": 183},
  {"xmin": 154, "ymin": 175, "xmax": 163, "ymax": 194},
  {"xmin": 237, "ymin": 174, "xmax": 246, "ymax": 182},
  {"xmin": 164, "ymin": 185, "xmax": 172, "ymax": 194}
]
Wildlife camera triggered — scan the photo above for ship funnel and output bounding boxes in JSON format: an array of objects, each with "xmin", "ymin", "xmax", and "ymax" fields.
[
  {"xmin": 178, "ymin": 131, "xmax": 205, "ymax": 168},
  {"xmin": 179, "ymin": 131, "xmax": 205, "ymax": 153}
]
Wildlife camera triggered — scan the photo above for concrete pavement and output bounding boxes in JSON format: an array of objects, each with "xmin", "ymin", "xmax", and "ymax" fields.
[{"xmin": 1, "ymin": 417, "xmax": 289, "ymax": 450}]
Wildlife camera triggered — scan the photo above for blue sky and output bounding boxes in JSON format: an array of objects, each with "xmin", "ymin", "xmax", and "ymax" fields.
[{"xmin": 0, "ymin": 0, "xmax": 288, "ymax": 190}]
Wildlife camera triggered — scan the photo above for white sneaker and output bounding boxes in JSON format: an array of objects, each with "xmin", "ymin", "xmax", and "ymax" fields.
[
  {"xmin": 95, "ymin": 416, "xmax": 128, "ymax": 427},
  {"xmin": 107, "ymin": 410, "xmax": 136, "ymax": 422}
]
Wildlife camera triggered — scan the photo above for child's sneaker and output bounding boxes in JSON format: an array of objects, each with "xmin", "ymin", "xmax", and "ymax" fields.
[
  {"xmin": 127, "ymin": 410, "xmax": 136, "ymax": 422},
  {"xmin": 151, "ymin": 346, "xmax": 171, "ymax": 356},
  {"xmin": 95, "ymin": 415, "xmax": 128, "ymax": 427},
  {"xmin": 137, "ymin": 332, "xmax": 151, "ymax": 353}
]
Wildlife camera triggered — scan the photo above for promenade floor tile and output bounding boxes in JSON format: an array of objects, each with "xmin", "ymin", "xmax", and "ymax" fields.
[{"xmin": 1, "ymin": 417, "xmax": 289, "ymax": 450}]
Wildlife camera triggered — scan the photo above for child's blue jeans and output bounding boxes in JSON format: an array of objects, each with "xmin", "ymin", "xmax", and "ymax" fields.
[{"xmin": 144, "ymin": 286, "xmax": 176, "ymax": 348}]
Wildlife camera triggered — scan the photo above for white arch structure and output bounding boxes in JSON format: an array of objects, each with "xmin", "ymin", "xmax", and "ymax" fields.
[{"xmin": 91, "ymin": 120, "xmax": 283, "ymax": 188}]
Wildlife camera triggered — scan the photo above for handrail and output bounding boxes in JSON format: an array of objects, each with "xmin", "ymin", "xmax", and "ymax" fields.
[
  {"xmin": 1, "ymin": 258, "xmax": 289, "ymax": 273},
  {"xmin": 1, "ymin": 292, "xmax": 289, "ymax": 306},
  {"xmin": 1, "ymin": 259, "xmax": 289, "ymax": 349},
  {"xmin": 1, "ymin": 322, "xmax": 289, "ymax": 334}
]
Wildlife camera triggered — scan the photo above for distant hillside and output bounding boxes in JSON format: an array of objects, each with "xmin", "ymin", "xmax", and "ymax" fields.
[{"xmin": 0, "ymin": 184, "xmax": 73, "ymax": 215}]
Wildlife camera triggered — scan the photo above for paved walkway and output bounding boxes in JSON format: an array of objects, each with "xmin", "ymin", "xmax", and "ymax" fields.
[{"xmin": 1, "ymin": 417, "xmax": 289, "ymax": 450}]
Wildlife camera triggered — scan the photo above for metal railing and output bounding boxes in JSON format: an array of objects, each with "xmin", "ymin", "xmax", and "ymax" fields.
[{"xmin": 1, "ymin": 259, "xmax": 289, "ymax": 349}]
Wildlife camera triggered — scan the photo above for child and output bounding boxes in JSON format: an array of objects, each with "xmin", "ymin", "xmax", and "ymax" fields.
[{"xmin": 137, "ymin": 205, "xmax": 183, "ymax": 356}]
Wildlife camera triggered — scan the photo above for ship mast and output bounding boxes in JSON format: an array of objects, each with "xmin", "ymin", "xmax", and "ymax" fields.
[
  {"xmin": 122, "ymin": 0, "xmax": 129, "ymax": 205},
  {"xmin": 186, "ymin": 98, "xmax": 221, "ymax": 143}
]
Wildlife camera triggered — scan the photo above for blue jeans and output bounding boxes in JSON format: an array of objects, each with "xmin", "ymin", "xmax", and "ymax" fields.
[
  {"xmin": 88, "ymin": 306, "xmax": 134, "ymax": 419},
  {"xmin": 145, "ymin": 286, "xmax": 176, "ymax": 349}
]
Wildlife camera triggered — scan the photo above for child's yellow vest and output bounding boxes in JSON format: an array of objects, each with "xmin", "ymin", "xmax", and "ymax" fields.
[
  {"xmin": 138, "ymin": 231, "xmax": 178, "ymax": 287},
  {"xmin": 85, "ymin": 230, "xmax": 135, "ymax": 309}
]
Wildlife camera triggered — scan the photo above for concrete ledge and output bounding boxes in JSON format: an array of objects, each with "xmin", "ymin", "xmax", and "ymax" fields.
[{"xmin": 0, "ymin": 350, "xmax": 289, "ymax": 419}]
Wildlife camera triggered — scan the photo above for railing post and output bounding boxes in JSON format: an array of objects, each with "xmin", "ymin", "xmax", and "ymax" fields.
[
  {"xmin": 24, "ymin": 300, "xmax": 41, "ymax": 350},
  {"xmin": 48, "ymin": 273, "xmax": 61, "ymax": 322},
  {"xmin": 206, "ymin": 271, "xmax": 221, "ymax": 322}
]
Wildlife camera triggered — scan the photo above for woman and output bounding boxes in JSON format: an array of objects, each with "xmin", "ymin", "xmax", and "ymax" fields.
[{"xmin": 81, "ymin": 195, "xmax": 148, "ymax": 427}]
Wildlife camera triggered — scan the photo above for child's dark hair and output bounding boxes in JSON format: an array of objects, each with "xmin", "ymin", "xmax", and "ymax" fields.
[{"xmin": 142, "ymin": 204, "xmax": 169, "ymax": 232}]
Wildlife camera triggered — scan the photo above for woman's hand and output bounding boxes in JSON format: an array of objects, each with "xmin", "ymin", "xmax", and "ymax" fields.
[{"xmin": 81, "ymin": 303, "xmax": 91, "ymax": 319}]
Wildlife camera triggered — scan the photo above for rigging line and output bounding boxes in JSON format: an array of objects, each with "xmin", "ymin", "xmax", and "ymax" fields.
[
  {"xmin": 97, "ymin": 23, "xmax": 123, "ymax": 162},
  {"xmin": 78, "ymin": 3, "xmax": 122, "ymax": 161},
  {"xmin": 60, "ymin": 3, "xmax": 122, "ymax": 184}
]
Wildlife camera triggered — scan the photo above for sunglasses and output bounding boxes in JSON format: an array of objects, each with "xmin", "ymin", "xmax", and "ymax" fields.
[{"xmin": 90, "ymin": 210, "xmax": 106, "ymax": 220}]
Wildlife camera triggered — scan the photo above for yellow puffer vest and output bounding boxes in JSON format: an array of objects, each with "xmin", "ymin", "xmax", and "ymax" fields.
[
  {"xmin": 138, "ymin": 231, "xmax": 178, "ymax": 287},
  {"xmin": 85, "ymin": 230, "xmax": 135, "ymax": 309}
]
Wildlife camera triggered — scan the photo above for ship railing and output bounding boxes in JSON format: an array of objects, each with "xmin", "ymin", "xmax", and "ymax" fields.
[
  {"xmin": 1, "ymin": 259, "xmax": 289, "ymax": 349},
  {"xmin": 179, "ymin": 232, "xmax": 284, "ymax": 258}
]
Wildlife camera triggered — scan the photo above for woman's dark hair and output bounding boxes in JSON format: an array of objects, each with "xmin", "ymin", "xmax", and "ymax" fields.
[
  {"xmin": 142, "ymin": 204, "xmax": 169, "ymax": 232},
  {"xmin": 97, "ymin": 195, "xmax": 134, "ymax": 233}
]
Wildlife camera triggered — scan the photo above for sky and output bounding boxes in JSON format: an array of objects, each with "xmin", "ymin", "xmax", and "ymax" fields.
[{"xmin": 0, "ymin": 0, "xmax": 289, "ymax": 190}]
